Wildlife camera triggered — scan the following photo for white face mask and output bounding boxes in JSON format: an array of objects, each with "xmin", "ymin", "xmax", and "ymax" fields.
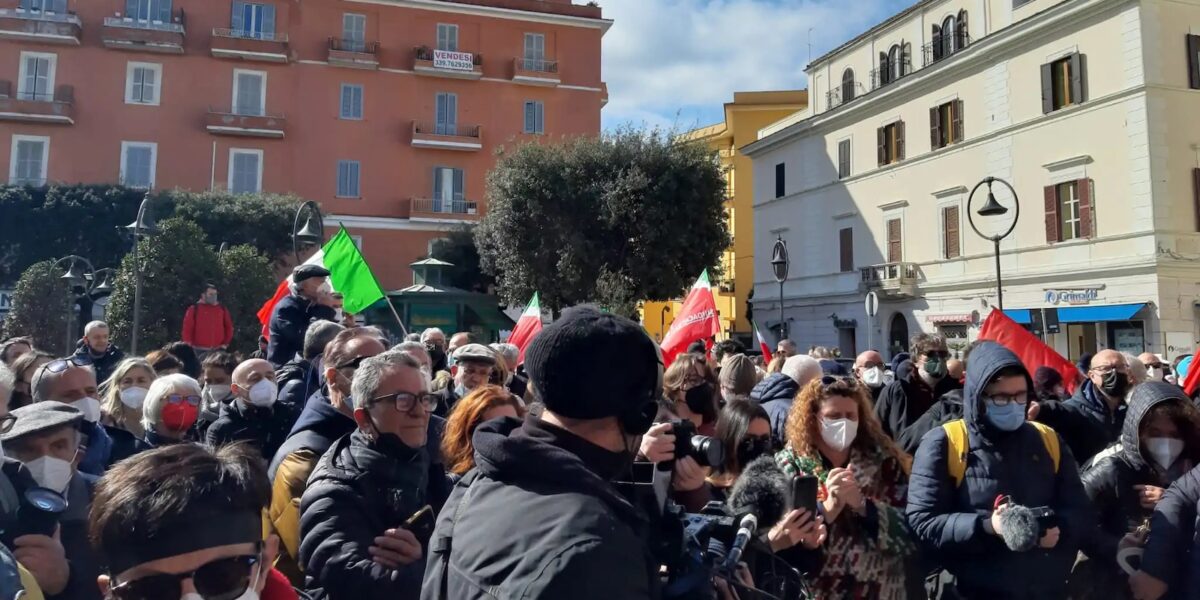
[
  {"xmin": 180, "ymin": 560, "xmax": 262, "ymax": 600},
  {"xmin": 204, "ymin": 384, "xmax": 232, "ymax": 407},
  {"xmin": 820, "ymin": 417, "xmax": 858, "ymax": 452},
  {"xmin": 70, "ymin": 397, "xmax": 101, "ymax": 423},
  {"xmin": 246, "ymin": 379, "xmax": 277, "ymax": 408},
  {"xmin": 861, "ymin": 366, "xmax": 884, "ymax": 388},
  {"xmin": 334, "ymin": 308, "xmax": 344, "ymax": 321},
  {"xmin": 119, "ymin": 386, "xmax": 149, "ymax": 410},
  {"xmin": 26, "ymin": 455, "xmax": 73, "ymax": 494},
  {"xmin": 1147, "ymin": 367, "xmax": 1164, "ymax": 381},
  {"xmin": 1145, "ymin": 437, "xmax": 1185, "ymax": 470}
]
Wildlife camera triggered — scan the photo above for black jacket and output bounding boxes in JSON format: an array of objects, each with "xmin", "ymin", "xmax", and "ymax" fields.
[
  {"xmin": 102, "ymin": 425, "xmax": 149, "ymax": 466},
  {"xmin": 267, "ymin": 294, "xmax": 336, "ymax": 367},
  {"xmin": 51, "ymin": 473, "xmax": 100, "ymax": 600},
  {"xmin": 422, "ymin": 416, "xmax": 659, "ymax": 600},
  {"xmin": 299, "ymin": 430, "xmax": 431, "ymax": 600},
  {"xmin": 875, "ymin": 360, "xmax": 960, "ymax": 440},
  {"xmin": 71, "ymin": 342, "xmax": 125, "ymax": 386},
  {"xmin": 906, "ymin": 342, "xmax": 1093, "ymax": 599},
  {"xmin": 1038, "ymin": 380, "xmax": 1127, "ymax": 466},
  {"xmin": 897, "ymin": 389, "xmax": 964, "ymax": 455},
  {"xmin": 750, "ymin": 373, "xmax": 799, "ymax": 447},
  {"xmin": 431, "ymin": 386, "xmax": 460, "ymax": 419},
  {"xmin": 270, "ymin": 389, "xmax": 355, "ymax": 480},
  {"xmin": 277, "ymin": 357, "xmax": 323, "ymax": 422},
  {"xmin": 507, "ymin": 373, "xmax": 528, "ymax": 399},
  {"xmin": 205, "ymin": 397, "xmax": 296, "ymax": 461},
  {"xmin": 1142, "ymin": 463, "xmax": 1200, "ymax": 599}
]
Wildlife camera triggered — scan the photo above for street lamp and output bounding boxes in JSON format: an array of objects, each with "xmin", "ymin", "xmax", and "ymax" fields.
[
  {"xmin": 126, "ymin": 193, "xmax": 159, "ymax": 355},
  {"xmin": 770, "ymin": 236, "xmax": 790, "ymax": 340},
  {"xmin": 52, "ymin": 255, "xmax": 95, "ymax": 356},
  {"xmin": 967, "ymin": 177, "xmax": 1020, "ymax": 310},
  {"xmin": 659, "ymin": 305, "xmax": 671, "ymax": 342},
  {"xmin": 292, "ymin": 201, "xmax": 325, "ymax": 263}
]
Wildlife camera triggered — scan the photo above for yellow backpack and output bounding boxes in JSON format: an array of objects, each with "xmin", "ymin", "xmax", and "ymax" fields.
[{"xmin": 941, "ymin": 419, "xmax": 1061, "ymax": 487}]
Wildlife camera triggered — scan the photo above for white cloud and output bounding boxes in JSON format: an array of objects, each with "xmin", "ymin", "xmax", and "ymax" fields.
[{"xmin": 600, "ymin": 0, "xmax": 907, "ymax": 130}]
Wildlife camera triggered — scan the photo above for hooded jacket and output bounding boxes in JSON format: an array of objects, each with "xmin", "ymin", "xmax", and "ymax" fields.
[
  {"xmin": 897, "ymin": 389, "xmax": 964, "ymax": 455},
  {"xmin": 1046, "ymin": 379, "xmax": 1127, "ymax": 465},
  {"xmin": 906, "ymin": 342, "xmax": 1093, "ymax": 599},
  {"xmin": 267, "ymin": 294, "xmax": 337, "ymax": 368},
  {"xmin": 1142, "ymin": 463, "xmax": 1200, "ymax": 599},
  {"xmin": 749, "ymin": 372, "xmax": 799, "ymax": 446},
  {"xmin": 1081, "ymin": 382, "xmax": 1195, "ymax": 569},
  {"xmin": 875, "ymin": 360, "xmax": 961, "ymax": 440}
]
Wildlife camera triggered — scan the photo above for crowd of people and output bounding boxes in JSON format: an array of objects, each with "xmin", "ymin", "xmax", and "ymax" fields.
[{"xmin": 0, "ymin": 265, "xmax": 1199, "ymax": 599}]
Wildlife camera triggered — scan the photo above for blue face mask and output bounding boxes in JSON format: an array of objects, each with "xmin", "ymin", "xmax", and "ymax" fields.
[{"xmin": 984, "ymin": 400, "xmax": 1025, "ymax": 431}]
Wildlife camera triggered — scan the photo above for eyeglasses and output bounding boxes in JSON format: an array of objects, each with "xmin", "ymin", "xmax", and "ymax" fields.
[
  {"xmin": 984, "ymin": 393, "xmax": 1031, "ymax": 406},
  {"xmin": 166, "ymin": 394, "xmax": 201, "ymax": 406},
  {"xmin": 39, "ymin": 356, "xmax": 90, "ymax": 376},
  {"xmin": 0, "ymin": 414, "xmax": 14, "ymax": 434},
  {"xmin": 820, "ymin": 375, "xmax": 858, "ymax": 390},
  {"xmin": 368, "ymin": 391, "xmax": 438, "ymax": 414},
  {"xmin": 1090, "ymin": 366, "xmax": 1127, "ymax": 375},
  {"xmin": 109, "ymin": 547, "xmax": 261, "ymax": 600}
]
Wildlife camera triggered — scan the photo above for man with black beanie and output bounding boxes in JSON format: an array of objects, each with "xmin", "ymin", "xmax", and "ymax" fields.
[{"xmin": 422, "ymin": 306, "xmax": 661, "ymax": 600}]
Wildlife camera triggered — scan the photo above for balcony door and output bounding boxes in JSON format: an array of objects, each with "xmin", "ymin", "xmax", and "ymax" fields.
[
  {"xmin": 19, "ymin": 53, "xmax": 54, "ymax": 101},
  {"xmin": 342, "ymin": 14, "xmax": 365, "ymax": 51},
  {"xmin": 435, "ymin": 92, "xmax": 457, "ymax": 136},
  {"xmin": 125, "ymin": 0, "xmax": 172, "ymax": 23},
  {"xmin": 433, "ymin": 167, "xmax": 464, "ymax": 213},
  {"xmin": 232, "ymin": 1, "xmax": 275, "ymax": 40},
  {"xmin": 523, "ymin": 33, "xmax": 546, "ymax": 70}
]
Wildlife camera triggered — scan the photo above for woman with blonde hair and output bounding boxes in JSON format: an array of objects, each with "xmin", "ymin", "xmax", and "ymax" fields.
[
  {"xmin": 100, "ymin": 358, "xmax": 157, "ymax": 439},
  {"xmin": 442, "ymin": 385, "xmax": 524, "ymax": 478},
  {"xmin": 775, "ymin": 375, "xmax": 917, "ymax": 599}
]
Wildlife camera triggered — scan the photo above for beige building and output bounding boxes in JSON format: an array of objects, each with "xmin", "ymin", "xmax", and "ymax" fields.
[{"xmin": 745, "ymin": 0, "xmax": 1200, "ymax": 362}]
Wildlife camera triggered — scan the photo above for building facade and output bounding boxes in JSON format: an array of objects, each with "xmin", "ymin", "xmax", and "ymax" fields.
[
  {"xmin": 642, "ymin": 91, "xmax": 806, "ymax": 345},
  {"xmin": 746, "ymin": 0, "xmax": 1200, "ymax": 362},
  {"xmin": 0, "ymin": 0, "xmax": 608, "ymax": 288}
]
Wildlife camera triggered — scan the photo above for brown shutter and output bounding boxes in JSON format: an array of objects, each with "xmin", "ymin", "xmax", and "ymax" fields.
[
  {"xmin": 1041, "ymin": 62, "xmax": 1054, "ymax": 114},
  {"xmin": 1188, "ymin": 35, "xmax": 1200, "ymax": 89},
  {"xmin": 952, "ymin": 100, "xmax": 964, "ymax": 143},
  {"xmin": 1194, "ymin": 168, "xmax": 1200, "ymax": 231},
  {"xmin": 930, "ymin": 106, "xmax": 942, "ymax": 149},
  {"xmin": 1044, "ymin": 185, "xmax": 1060, "ymax": 243},
  {"xmin": 1069, "ymin": 53, "xmax": 1086, "ymax": 104},
  {"xmin": 944, "ymin": 205, "xmax": 961, "ymax": 258},
  {"xmin": 838, "ymin": 140, "xmax": 850, "ymax": 177},
  {"xmin": 886, "ymin": 219, "xmax": 902, "ymax": 262},
  {"xmin": 957, "ymin": 10, "xmax": 969, "ymax": 48},
  {"xmin": 839, "ymin": 227, "xmax": 853, "ymax": 272},
  {"xmin": 1078, "ymin": 178, "xmax": 1094, "ymax": 238},
  {"xmin": 896, "ymin": 120, "xmax": 906, "ymax": 161},
  {"xmin": 931, "ymin": 25, "xmax": 942, "ymax": 61},
  {"xmin": 877, "ymin": 126, "xmax": 886, "ymax": 166}
]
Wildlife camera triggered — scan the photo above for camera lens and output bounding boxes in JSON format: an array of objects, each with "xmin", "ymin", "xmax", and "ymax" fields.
[
  {"xmin": 689, "ymin": 435, "xmax": 724, "ymax": 468},
  {"xmin": 24, "ymin": 488, "xmax": 67, "ymax": 515}
]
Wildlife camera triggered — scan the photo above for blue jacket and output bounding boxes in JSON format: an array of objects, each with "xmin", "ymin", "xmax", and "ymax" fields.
[
  {"xmin": 906, "ymin": 341, "xmax": 1093, "ymax": 598},
  {"xmin": 267, "ymin": 293, "xmax": 337, "ymax": 368},
  {"xmin": 77, "ymin": 420, "xmax": 112, "ymax": 476},
  {"xmin": 749, "ymin": 373, "xmax": 798, "ymax": 447}
]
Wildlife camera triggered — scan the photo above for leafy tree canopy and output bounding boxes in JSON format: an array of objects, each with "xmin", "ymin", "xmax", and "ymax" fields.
[
  {"xmin": 1, "ymin": 260, "xmax": 71, "ymax": 352},
  {"xmin": 427, "ymin": 226, "xmax": 495, "ymax": 295}
]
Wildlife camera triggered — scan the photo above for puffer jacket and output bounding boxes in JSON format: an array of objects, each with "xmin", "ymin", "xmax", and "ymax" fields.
[
  {"xmin": 276, "ymin": 357, "xmax": 322, "ymax": 420},
  {"xmin": 749, "ymin": 372, "xmax": 799, "ymax": 446},
  {"xmin": 71, "ymin": 342, "xmax": 125, "ymax": 386},
  {"xmin": 874, "ymin": 360, "xmax": 959, "ymax": 440},
  {"xmin": 205, "ymin": 397, "xmax": 296, "ymax": 461},
  {"xmin": 1081, "ymin": 382, "xmax": 1199, "ymax": 569},
  {"xmin": 906, "ymin": 341, "xmax": 1093, "ymax": 599},
  {"xmin": 1040, "ymin": 379, "xmax": 1127, "ymax": 465},
  {"xmin": 267, "ymin": 293, "xmax": 337, "ymax": 368},
  {"xmin": 1141, "ymin": 463, "xmax": 1200, "ymax": 599},
  {"xmin": 299, "ymin": 430, "xmax": 431, "ymax": 600},
  {"xmin": 897, "ymin": 389, "xmax": 964, "ymax": 455}
]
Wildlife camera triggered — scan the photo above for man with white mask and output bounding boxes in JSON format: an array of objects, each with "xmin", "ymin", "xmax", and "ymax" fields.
[
  {"xmin": 31, "ymin": 358, "xmax": 112, "ymax": 476},
  {"xmin": 206, "ymin": 359, "xmax": 292, "ymax": 461},
  {"xmin": 853, "ymin": 350, "xmax": 887, "ymax": 402},
  {"xmin": 3, "ymin": 401, "xmax": 101, "ymax": 600}
]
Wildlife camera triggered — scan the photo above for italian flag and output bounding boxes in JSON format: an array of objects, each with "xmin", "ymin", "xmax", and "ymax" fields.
[
  {"xmin": 660, "ymin": 270, "xmax": 721, "ymax": 367},
  {"xmin": 752, "ymin": 320, "xmax": 773, "ymax": 359},
  {"xmin": 506, "ymin": 292, "xmax": 543, "ymax": 364},
  {"xmin": 257, "ymin": 226, "xmax": 388, "ymax": 333}
]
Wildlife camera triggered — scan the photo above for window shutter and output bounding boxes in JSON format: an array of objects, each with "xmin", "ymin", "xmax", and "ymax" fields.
[
  {"xmin": 447, "ymin": 93, "xmax": 457, "ymax": 132},
  {"xmin": 886, "ymin": 219, "xmax": 902, "ymax": 262},
  {"xmin": 902, "ymin": 42, "xmax": 912, "ymax": 75},
  {"xmin": 452, "ymin": 168, "xmax": 465, "ymax": 202},
  {"xmin": 952, "ymin": 100, "xmax": 964, "ymax": 143},
  {"xmin": 1069, "ymin": 53, "xmax": 1086, "ymax": 104},
  {"xmin": 878, "ymin": 52, "xmax": 888, "ymax": 86},
  {"xmin": 524, "ymin": 101, "xmax": 534, "ymax": 133},
  {"xmin": 775, "ymin": 163, "xmax": 785, "ymax": 198},
  {"xmin": 877, "ymin": 126, "xmax": 886, "ymax": 166},
  {"xmin": 231, "ymin": 1, "xmax": 244, "ymax": 30},
  {"xmin": 839, "ymin": 228, "xmax": 853, "ymax": 272},
  {"xmin": 262, "ymin": 4, "xmax": 276, "ymax": 38},
  {"xmin": 930, "ymin": 106, "xmax": 941, "ymax": 149},
  {"xmin": 1040, "ymin": 62, "xmax": 1054, "ymax": 114},
  {"xmin": 1078, "ymin": 178, "xmax": 1094, "ymax": 238},
  {"xmin": 433, "ymin": 168, "xmax": 444, "ymax": 209},
  {"xmin": 1189, "ymin": 35, "xmax": 1200, "ymax": 90},
  {"xmin": 1044, "ymin": 185, "xmax": 1060, "ymax": 243},
  {"xmin": 957, "ymin": 10, "xmax": 968, "ymax": 48},
  {"xmin": 931, "ymin": 25, "xmax": 942, "ymax": 61},
  {"xmin": 838, "ymin": 140, "xmax": 849, "ymax": 177},
  {"xmin": 896, "ymin": 120, "xmax": 906, "ymax": 161},
  {"xmin": 944, "ymin": 205, "xmax": 960, "ymax": 258}
]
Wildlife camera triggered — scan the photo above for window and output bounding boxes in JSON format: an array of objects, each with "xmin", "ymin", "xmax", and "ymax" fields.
[
  {"xmin": 125, "ymin": 62, "xmax": 161, "ymax": 105},
  {"xmin": 120, "ymin": 142, "xmax": 157, "ymax": 189},
  {"xmin": 125, "ymin": 0, "xmax": 172, "ymax": 23},
  {"xmin": 956, "ymin": 10, "xmax": 969, "ymax": 50},
  {"xmin": 9, "ymin": 135, "xmax": 48, "ymax": 185},
  {"xmin": 437, "ymin": 23, "xmax": 459, "ymax": 52},
  {"xmin": 877, "ymin": 121, "xmax": 905, "ymax": 166},
  {"xmin": 886, "ymin": 218, "xmax": 903, "ymax": 262},
  {"xmin": 20, "ymin": 0, "xmax": 67, "ymax": 12},
  {"xmin": 231, "ymin": 1, "xmax": 275, "ymax": 40},
  {"xmin": 940, "ymin": 16, "xmax": 956, "ymax": 57},
  {"xmin": 432, "ymin": 166, "xmax": 465, "ymax": 212},
  {"xmin": 1041, "ymin": 53, "xmax": 1086, "ymax": 113},
  {"xmin": 232, "ymin": 69, "xmax": 265, "ymax": 116},
  {"xmin": 17, "ymin": 52, "xmax": 55, "ymax": 101},
  {"xmin": 340, "ymin": 84, "xmax": 363, "ymax": 120},
  {"xmin": 942, "ymin": 205, "xmax": 961, "ymax": 259},
  {"xmin": 1188, "ymin": 34, "xmax": 1200, "ymax": 90},
  {"xmin": 523, "ymin": 100, "xmax": 544, "ymax": 134},
  {"xmin": 840, "ymin": 69, "xmax": 855, "ymax": 103},
  {"xmin": 523, "ymin": 33, "xmax": 547, "ymax": 70},
  {"xmin": 930, "ymin": 100, "xmax": 963, "ymax": 149},
  {"xmin": 342, "ymin": 14, "xmax": 366, "ymax": 51},
  {"xmin": 228, "ymin": 149, "xmax": 262, "ymax": 194},
  {"xmin": 435, "ymin": 92, "xmax": 457, "ymax": 135},
  {"xmin": 1044, "ymin": 179, "xmax": 1094, "ymax": 242},
  {"xmin": 336, "ymin": 160, "xmax": 360, "ymax": 198},
  {"xmin": 774, "ymin": 163, "xmax": 785, "ymax": 198},
  {"xmin": 837, "ymin": 139, "xmax": 851, "ymax": 179},
  {"xmin": 839, "ymin": 228, "xmax": 853, "ymax": 272},
  {"xmin": 887, "ymin": 45, "xmax": 900, "ymax": 83}
]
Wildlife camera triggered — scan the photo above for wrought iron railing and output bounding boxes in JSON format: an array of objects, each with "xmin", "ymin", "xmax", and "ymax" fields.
[
  {"xmin": 922, "ymin": 32, "xmax": 972, "ymax": 66},
  {"xmin": 413, "ymin": 121, "xmax": 481, "ymax": 138},
  {"xmin": 826, "ymin": 82, "xmax": 866, "ymax": 110}
]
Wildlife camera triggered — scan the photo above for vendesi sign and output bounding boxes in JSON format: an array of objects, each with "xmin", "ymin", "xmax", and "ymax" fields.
[
  {"xmin": 1045, "ymin": 288, "xmax": 1101, "ymax": 305},
  {"xmin": 433, "ymin": 50, "xmax": 474, "ymax": 71}
]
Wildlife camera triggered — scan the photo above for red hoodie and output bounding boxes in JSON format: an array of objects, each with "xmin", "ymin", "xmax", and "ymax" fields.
[
  {"xmin": 263, "ymin": 568, "xmax": 299, "ymax": 600},
  {"xmin": 182, "ymin": 302, "xmax": 233, "ymax": 348}
]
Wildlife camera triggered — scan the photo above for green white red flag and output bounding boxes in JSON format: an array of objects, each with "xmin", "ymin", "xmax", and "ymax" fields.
[
  {"xmin": 752, "ymin": 320, "xmax": 773, "ymax": 359},
  {"xmin": 506, "ymin": 292, "xmax": 543, "ymax": 364},
  {"xmin": 661, "ymin": 270, "xmax": 721, "ymax": 366}
]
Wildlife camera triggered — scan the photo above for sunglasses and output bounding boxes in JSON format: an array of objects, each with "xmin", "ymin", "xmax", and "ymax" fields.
[
  {"xmin": 40, "ymin": 356, "xmax": 90, "ymax": 375},
  {"xmin": 109, "ymin": 547, "xmax": 261, "ymax": 600},
  {"xmin": 820, "ymin": 375, "xmax": 858, "ymax": 390}
]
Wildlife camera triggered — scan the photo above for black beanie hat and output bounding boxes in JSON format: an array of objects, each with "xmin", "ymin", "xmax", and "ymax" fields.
[{"xmin": 526, "ymin": 306, "xmax": 660, "ymax": 420}]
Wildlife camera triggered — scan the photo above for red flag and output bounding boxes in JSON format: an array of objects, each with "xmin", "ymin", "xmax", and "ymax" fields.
[
  {"xmin": 661, "ymin": 270, "xmax": 721, "ymax": 367},
  {"xmin": 1182, "ymin": 352, "xmax": 1200, "ymax": 396},
  {"xmin": 978, "ymin": 309, "xmax": 1081, "ymax": 394},
  {"xmin": 506, "ymin": 293, "xmax": 543, "ymax": 365},
  {"xmin": 752, "ymin": 320, "xmax": 773, "ymax": 359}
]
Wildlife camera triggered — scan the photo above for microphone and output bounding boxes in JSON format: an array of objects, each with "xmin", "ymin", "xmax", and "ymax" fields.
[
  {"xmin": 721, "ymin": 514, "xmax": 758, "ymax": 572},
  {"xmin": 996, "ymin": 504, "xmax": 1040, "ymax": 552},
  {"xmin": 726, "ymin": 456, "xmax": 789, "ymax": 530}
]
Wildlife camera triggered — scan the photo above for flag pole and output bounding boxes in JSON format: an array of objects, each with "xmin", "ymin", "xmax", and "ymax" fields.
[{"xmin": 384, "ymin": 295, "xmax": 409, "ymax": 338}]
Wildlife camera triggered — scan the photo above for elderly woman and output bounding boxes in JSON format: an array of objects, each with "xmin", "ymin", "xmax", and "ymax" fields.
[
  {"xmin": 140, "ymin": 373, "xmax": 202, "ymax": 448},
  {"xmin": 100, "ymin": 358, "xmax": 157, "ymax": 439},
  {"xmin": 443, "ymin": 385, "xmax": 523, "ymax": 480},
  {"xmin": 8, "ymin": 350, "xmax": 52, "ymax": 409}
]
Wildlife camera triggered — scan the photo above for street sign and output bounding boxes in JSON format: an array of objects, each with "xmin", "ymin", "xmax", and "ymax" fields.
[
  {"xmin": 771, "ymin": 238, "xmax": 789, "ymax": 283},
  {"xmin": 864, "ymin": 291, "xmax": 879, "ymax": 318}
]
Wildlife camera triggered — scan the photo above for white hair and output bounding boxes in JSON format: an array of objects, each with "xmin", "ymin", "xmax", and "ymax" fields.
[
  {"xmin": 350, "ymin": 350, "xmax": 429, "ymax": 411},
  {"xmin": 84, "ymin": 321, "xmax": 108, "ymax": 336},
  {"xmin": 1123, "ymin": 352, "xmax": 1148, "ymax": 383},
  {"xmin": 420, "ymin": 328, "xmax": 445, "ymax": 342},
  {"xmin": 141, "ymin": 373, "xmax": 202, "ymax": 431},
  {"xmin": 490, "ymin": 343, "xmax": 519, "ymax": 364},
  {"xmin": 782, "ymin": 355, "xmax": 822, "ymax": 387},
  {"xmin": 0, "ymin": 364, "xmax": 13, "ymax": 409}
]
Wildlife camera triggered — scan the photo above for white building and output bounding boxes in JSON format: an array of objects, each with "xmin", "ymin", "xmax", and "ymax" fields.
[{"xmin": 745, "ymin": 0, "xmax": 1200, "ymax": 363}]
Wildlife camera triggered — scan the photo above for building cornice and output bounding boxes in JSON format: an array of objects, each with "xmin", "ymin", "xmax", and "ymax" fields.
[
  {"xmin": 345, "ymin": 0, "xmax": 613, "ymax": 33},
  {"xmin": 806, "ymin": 0, "xmax": 945, "ymax": 70}
]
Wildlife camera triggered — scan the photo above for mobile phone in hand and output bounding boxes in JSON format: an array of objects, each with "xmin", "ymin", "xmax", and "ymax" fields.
[
  {"xmin": 402, "ymin": 505, "xmax": 435, "ymax": 541},
  {"xmin": 792, "ymin": 475, "xmax": 819, "ymax": 516}
]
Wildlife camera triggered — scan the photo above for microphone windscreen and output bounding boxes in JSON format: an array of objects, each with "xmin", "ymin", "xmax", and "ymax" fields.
[
  {"xmin": 727, "ymin": 456, "xmax": 789, "ymax": 529},
  {"xmin": 997, "ymin": 504, "xmax": 1039, "ymax": 552}
]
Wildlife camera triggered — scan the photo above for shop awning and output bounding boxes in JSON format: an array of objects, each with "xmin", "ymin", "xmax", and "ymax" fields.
[
  {"xmin": 1056, "ymin": 303, "xmax": 1146, "ymax": 323},
  {"xmin": 1002, "ymin": 309, "xmax": 1032, "ymax": 324}
]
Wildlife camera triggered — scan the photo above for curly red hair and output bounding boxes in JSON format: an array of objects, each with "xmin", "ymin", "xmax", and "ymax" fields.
[
  {"xmin": 784, "ymin": 377, "xmax": 911, "ymax": 473},
  {"xmin": 442, "ymin": 385, "xmax": 524, "ymax": 475}
]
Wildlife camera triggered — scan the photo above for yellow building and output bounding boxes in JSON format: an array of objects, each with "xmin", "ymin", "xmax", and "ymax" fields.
[{"xmin": 643, "ymin": 90, "xmax": 808, "ymax": 345}]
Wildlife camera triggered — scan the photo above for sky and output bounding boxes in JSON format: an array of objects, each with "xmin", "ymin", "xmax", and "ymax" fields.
[{"xmin": 600, "ymin": 0, "xmax": 915, "ymax": 131}]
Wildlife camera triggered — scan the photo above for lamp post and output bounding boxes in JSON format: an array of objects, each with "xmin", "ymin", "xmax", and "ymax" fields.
[
  {"xmin": 53, "ymin": 255, "xmax": 95, "ymax": 356},
  {"xmin": 292, "ymin": 201, "xmax": 325, "ymax": 263},
  {"xmin": 126, "ymin": 194, "xmax": 159, "ymax": 355},
  {"xmin": 770, "ymin": 237, "xmax": 790, "ymax": 341},
  {"xmin": 966, "ymin": 177, "xmax": 1020, "ymax": 311},
  {"xmin": 659, "ymin": 305, "xmax": 671, "ymax": 342}
]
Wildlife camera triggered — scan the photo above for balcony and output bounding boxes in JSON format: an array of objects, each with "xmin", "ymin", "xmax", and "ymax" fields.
[
  {"xmin": 860, "ymin": 262, "xmax": 919, "ymax": 299},
  {"xmin": 328, "ymin": 37, "xmax": 379, "ymax": 70},
  {"xmin": 409, "ymin": 197, "xmax": 480, "ymax": 222},
  {"xmin": 102, "ymin": 10, "xmax": 186, "ymax": 54},
  {"xmin": 410, "ymin": 121, "xmax": 482, "ymax": 151},
  {"xmin": 0, "ymin": 81, "xmax": 73, "ymax": 124},
  {"xmin": 511, "ymin": 57, "xmax": 560, "ymax": 87},
  {"xmin": 825, "ymin": 82, "xmax": 866, "ymax": 110},
  {"xmin": 413, "ymin": 46, "xmax": 482, "ymax": 80},
  {"xmin": 870, "ymin": 58, "xmax": 913, "ymax": 91},
  {"xmin": 210, "ymin": 28, "xmax": 289, "ymax": 63},
  {"xmin": 922, "ymin": 32, "xmax": 972, "ymax": 67},
  {"xmin": 0, "ymin": 7, "xmax": 81, "ymax": 45},
  {"xmin": 205, "ymin": 108, "xmax": 287, "ymax": 138}
]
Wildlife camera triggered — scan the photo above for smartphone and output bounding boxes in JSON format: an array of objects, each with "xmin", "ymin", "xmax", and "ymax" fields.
[
  {"xmin": 402, "ymin": 505, "xmax": 436, "ymax": 541},
  {"xmin": 792, "ymin": 475, "xmax": 819, "ymax": 516}
]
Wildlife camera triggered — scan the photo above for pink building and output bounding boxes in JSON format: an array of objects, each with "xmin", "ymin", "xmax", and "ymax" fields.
[{"xmin": 0, "ymin": 0, "xmax": 609, "ymax": 286}]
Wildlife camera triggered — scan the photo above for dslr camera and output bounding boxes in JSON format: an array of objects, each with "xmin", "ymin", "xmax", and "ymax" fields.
[
  {"xmin": 0, "ymin": 464, "xmax": 66, "ymax": 548},
  {"xmin": 669, "ymin": 419, "xmax": 724, "ymax": 468},
  {"xmin": 1029, "ymin": 506, "xmax": 1058, "ymax": 535}
]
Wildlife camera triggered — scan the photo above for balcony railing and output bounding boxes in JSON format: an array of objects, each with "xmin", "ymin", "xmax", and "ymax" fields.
[
  {"xmin": 414, "ymin": 121, "xmax": 480, "ymax": 138},
  {"xmin": 0, "ymin": 80, "xmax": 74, "ymax": 123},
  {"xmin": 205, "ymin": 107, "xmax": 287, "ymax": 138},
  {"xmin": 410, "ymin": 198, "xmax": 480, "ymax": 220},
  {"xmin": 102, "ymin": 9, "xmax": 186, "ymax": 53},
  {"xmin": 210, "ymin": 28, "xmax": 289, "ymax": 62},
  {"xmin": 860, "ymin": 262, "xmax": 919, "ymax": 298},
  {"xmin": 516, "ymin": 57, "xmax": 557, "ymax": 73},
  {"xmin": 825, "ymin": 82, "xmax": 866, "ymax": 110},
  {"xmin": 103, "ymin": 11, "xmax": 185, "ymax": 33},
  {"xmin": 328, "ymin": 37, "xmax": 379, "ymax": 69},
  {"xmin": 922, "ymin": 32, "xmax": 972, "ymax": 66},
  {"xmin": 870, "ymin": 58, "xmax": 913, "ymax": 90},
  {"xmin": 0, "ymin": 7, "xmax": 82, "ymax": 44},
  {"xmin": 413, "ymin": 46, "xmax": 483, "ymax": 79},
  {"xmin": 411, "ymin": 120, "xmax": 483, "ymax": 151},
  {"xmin": 512, "ymin": 57, "xmax": 560, "ymax": 86},
  {"xmin": 213, "ymin": 27, "xmax": 286, "ymax": 42}
]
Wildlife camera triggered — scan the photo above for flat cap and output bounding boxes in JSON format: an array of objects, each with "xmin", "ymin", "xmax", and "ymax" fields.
[
  {"xmin": 2, "ymin": 401, "xmax": 83, "ymax": 442},
  {"xmin": 453, "ymin": 344, "xmax": 497, "ymax": 365},
  {"xmin": 292, "ymin": 264, "xmax": 331, "ymax": 283}
]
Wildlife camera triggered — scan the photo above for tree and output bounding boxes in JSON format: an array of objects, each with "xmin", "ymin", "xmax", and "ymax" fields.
[
  {"xmin": 1, "ymin": 260, "xmax": 72, "ymax": 353},
  {"xmin": 216, "ymin": 245, "xmax": 275, "ymax": 354},
  {"xmin": 477, "ymin": 127, "xmax": 730, "ymax": 317},
  {"xmin": 427, "ymin": 226, "xmax": 495, "ymax": 294},
  {"xmin": 163, "ymin": 191, "xmax": 301, "ymax": 264}
]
